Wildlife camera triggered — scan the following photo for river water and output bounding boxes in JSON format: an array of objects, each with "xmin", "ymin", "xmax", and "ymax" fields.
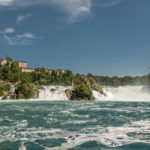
[{"xmin": 0, "ymin": 100, "xmax": 150, "ymax": 150}]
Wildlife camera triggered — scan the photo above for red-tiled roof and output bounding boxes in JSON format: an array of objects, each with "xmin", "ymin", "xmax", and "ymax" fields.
[
  {"xmin": 22, "ymin": 67, "xmax": 35, "ymax": 70},
  {"xmin": 0, "ymin": 57, "xmax": 3, "ymax": 61}
]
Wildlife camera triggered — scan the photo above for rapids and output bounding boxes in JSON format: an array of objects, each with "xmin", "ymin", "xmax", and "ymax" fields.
[
  {"xmin": 0, "ymin": 101, "xmax": 150, "ymax": 150},
  {"xmin": 38, "ymin": 85, "xmax": 150, "ymax": 101}
]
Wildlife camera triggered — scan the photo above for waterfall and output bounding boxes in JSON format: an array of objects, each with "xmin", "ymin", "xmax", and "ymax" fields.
[
  {"xmin": 38, "ymin": 86, "xmax": 73, "ymax": 100},
  {"xmin": 93, "ymin": 86, "xmax": 150, "ymax": 101}
]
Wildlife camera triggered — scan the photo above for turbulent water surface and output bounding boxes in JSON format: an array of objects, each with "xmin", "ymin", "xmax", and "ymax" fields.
[{"xmin": 0, "ymin": 100, "xmax": 150, "ymax": 150}]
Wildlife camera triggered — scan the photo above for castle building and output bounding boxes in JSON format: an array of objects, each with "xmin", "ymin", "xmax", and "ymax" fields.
[
  {"xmin": 18, "ymin": 61, "xmax": 27, "ymax": 68},
  {"xmin": 21, "ymin": 67, "xmax": 35, "ymax": 73},
  {"xmin": 18, "ymin": 61, "xmax": 35, "ymax": 72},
  {"xmin": 0, "ymin": 58, "xmax": 66, "ymax": 74},
  {"xmin": 0, "ymin": 57, "xmax": 3, "ymax": 62}
]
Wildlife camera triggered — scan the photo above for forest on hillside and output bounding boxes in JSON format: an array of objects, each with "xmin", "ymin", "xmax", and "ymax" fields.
[{"xmin": 94, "ymin": 74, "xmax": 150, "ymax": 86}]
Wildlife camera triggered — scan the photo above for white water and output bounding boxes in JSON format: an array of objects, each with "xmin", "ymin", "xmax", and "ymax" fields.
[
  {"xmin": 38, "ymin": 86, "xmax": 73, "ymax": 100},
  {"xmin": 18, "ymin": 143, "xmax": 26, "ymax": 150},
  {"xmin": 93, "ymin": 86, "xmax": 150, "ymax": 101},
  {"xmin": 38, "ymin": 85, "xmax": 150, "ymax": 101}
]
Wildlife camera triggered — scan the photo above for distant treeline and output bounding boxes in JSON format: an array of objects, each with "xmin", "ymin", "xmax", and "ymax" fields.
[{"xmin": 94, "ymin": 75, "xmax": 150, "ymax": 86}]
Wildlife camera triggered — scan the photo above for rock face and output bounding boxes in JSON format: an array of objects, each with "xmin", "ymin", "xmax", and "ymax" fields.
[
  {"xmin": 50, "ymin": 88, "xmax": 55, "ymax": 92},
  {"xmin": 2, "ymin": 94, "xmax": 17, "ymax": 100},
  {"xmin": 32, "ymin": 90, "xmax": 39, "ymax": 99},
  {"xmin": 93, "ymin": 86, "xmax": 104, "ymax": 95},
  {"xmin": 65, "ymin": 89, "xmax": 73, "ymax": 100},
  {"xmin": 98, "ymin": 87, "xmax": 104, "ymax": 95},
  {"xmin": 38, "ymin": 85, "xmax": 45, "ymax": 90},
  {"xmin": 1, "ymin": 84, "xmax": 17, "ymax": 100}
]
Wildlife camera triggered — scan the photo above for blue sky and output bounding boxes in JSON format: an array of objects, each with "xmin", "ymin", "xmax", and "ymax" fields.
[{"xmin": 0, "ymin": 0, "xmax": 150, "ymax": 76}]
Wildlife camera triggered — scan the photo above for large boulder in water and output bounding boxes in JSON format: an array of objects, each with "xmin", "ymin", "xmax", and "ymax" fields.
[
  {"xmin": 65, "ymin": 89, "xmax": 73, "ymax": 100},
  {"xmin": 33, "ymin": 90, "xmax": 39, "ymax": 99},
  {"xmin": 50, "ymin": 88, "xmax": 55, "ymax": 92},
  {"xmin": 98, "ymin": 87, "xmax": 104, "ymax": 95},
  {"xmin": 65, "ymin": 88, "xmax": 95, "ymax": 100}
]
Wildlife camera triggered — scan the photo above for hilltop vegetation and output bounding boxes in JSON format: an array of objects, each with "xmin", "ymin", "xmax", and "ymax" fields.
[{"xmin": 94, "ymin": 75, "xmax": 150, "ymax": 86}]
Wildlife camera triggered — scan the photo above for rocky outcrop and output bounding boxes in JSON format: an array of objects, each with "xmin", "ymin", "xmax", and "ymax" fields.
[
  {"xmin": 98, "ymin": 87, "xmax": 104, "ymax": 95},
  {"xmin": 65, "ymin": 88, "xmax": 95, "ymax": 101},
  {"xmin": 1, "ymin": 84, "xmax": 17, "ymax": 100},
  {"xmin": 32, "ymin": 90, "xmax": 39, "ymax": 99},
  {"xmin": 65, "ymin": 89, "xmax": 73, "ymax": 100},
  {"xmin": 2, "ymin": 94, "xmax": 17, "ymax": 100},
  {"xmin": 93, "ymin": 86, "xmax": 104, "ymax": 95},
  {"xmin": 0, "ymin": 80, "xmax": 104, "ymax": 100},
  {"xmin": 50, "ymin": 88, "xmax": 55, "ymax": 92}
]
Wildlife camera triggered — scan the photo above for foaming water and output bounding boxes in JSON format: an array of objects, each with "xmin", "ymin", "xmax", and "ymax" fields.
[
  {"xmin": 93, "ymin": 86, "xmax": 150, "ymax": 101},
  {"xmin": 38, "ymin": 85, "xmax": 150, "ymax": 101},
  {"xmin": 0, "ymin": 101, "xmax": 150, "ymax": 150},
  {"xmin": 18, "ymin": 143, "xmax": 26, "ymax": 150},
  {"xmin": 1, "ymin": 85, "xmax": 150, "ymax": 102},
  {"xmin": 38, "ymin": 86, "xmax": 73, "ymax": 100}
]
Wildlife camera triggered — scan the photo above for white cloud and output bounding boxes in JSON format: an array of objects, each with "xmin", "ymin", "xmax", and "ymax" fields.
[
  {"xmin": 3, "ymin": 34, "xmax": 13, "ymax": 45},
  {"xmin": 0, "ymin": 0, "xmax": 123, "ymax": 24},
  {"xmin": 5, "ymin": 27, "xmax": 15, "ymax": 33},
  {"xmin": 0, "ymin": 0, "xmax": 13, "ymax": 6},
  {"xmin": 50, "ymin": 0, "xmax": 92, "ymax": 23},
  {"xmin": 17, "ymin": 13, "xmax": 31, "ymax": 23},
  {"xmin": 0, "ymin": 27, "xmax": 15, "ymax": 34},
  {"xmin": 3, "ymin": 33, "xmax": 41, "ymax": 45},
  {"xmin": 17, "ymin": 33, "xmax": 35, "ymax": 39},
  {"xmin": 0, "ymin": 0, "xmax": 92, "ymax": 23},
  {"xmin": 3, "ymin": 34, "xmax": 32, "ymax": 45}
]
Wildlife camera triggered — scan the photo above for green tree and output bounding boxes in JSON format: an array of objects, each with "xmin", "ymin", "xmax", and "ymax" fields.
[
  {"xmin": 74, "ymin": 83, "xmax": 92, "ymax": 100},
  {"xmin": 15, "ymin": 80, "xmax": 35, "ymax": 99}
]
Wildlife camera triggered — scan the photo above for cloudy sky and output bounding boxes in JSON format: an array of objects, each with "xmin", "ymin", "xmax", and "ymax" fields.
[{"xmin": 0, "ymin": 0, "xmax": 150, "ymax": 76}]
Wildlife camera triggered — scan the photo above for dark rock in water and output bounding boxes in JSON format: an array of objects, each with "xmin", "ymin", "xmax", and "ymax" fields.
[
  {"xmin": 66, "ymin": 89, "xmax": 95, "ymax": 101},
  {"xmin": 33, "ymin": 90, "xmax": 39, "ymax": 99},
  {"xmin": 94, "ymin": 86, "xmax": 104, "ymax": 95},
  {"xmin": 50, "ymin": 88, "xmax": 55, "ymax": 92},
  {"xmin": 38, "ymin": 85, "xmax": 45, "ymax": 90},
  {"xmin": 91, "ymin": 95, "xmax": 95, "ymax": 100},
  {"xmin": 2, "ymin": 95, "xmax": 7, "ymax": 100},
  {"xmin": 2, "ymin": 94, "xmax": 17, "ymax": 100},
  {"xmin": 65, "ymin": 89, "xmax": 73, "ymax": 100},
  {"xmin": 9, "ymin": 94, "xmax": 17, "ymax": 99},
  {"xmin": 99, "ymin": 87, "xmax": 104, "ymax": 95}
]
